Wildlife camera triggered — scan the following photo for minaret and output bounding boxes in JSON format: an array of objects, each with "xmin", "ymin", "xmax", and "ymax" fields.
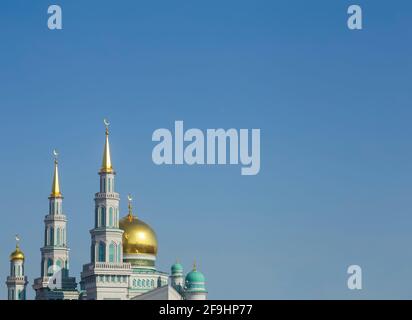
[
  {"xmin": 6, "ymin": 236, "xmax": 28, "ymax": 300},
  {"xmin": 33, "ymin": 151, "xmax": 78, "ymax": 300},
  {"xmin": 92, "ymin": 120, "xmax": 123, "ymax": 263},
  {"xmin": 184, "ymin": 261, "xmax": 207, "ymax": 300},
  {"xmin": 80, "ymin": 119, "xmax": 131, "ymax": 300},
  {"xmin": 170, "ymin": 260, "xmax": 184, "ymax": 292}
]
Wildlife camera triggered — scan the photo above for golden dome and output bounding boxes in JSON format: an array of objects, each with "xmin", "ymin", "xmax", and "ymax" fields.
[
  {"xmin": 119, "ymin": 215, "xmax": 158, "ymax": 256},
  {"xmin": 10, "ymin": 246, "xmax": 24, "ymax": 261}
]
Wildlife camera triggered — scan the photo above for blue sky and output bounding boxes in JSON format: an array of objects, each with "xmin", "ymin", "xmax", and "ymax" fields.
[{"xmin": 0, "ymin": 0, "xmax": 411, "ymax": 299}]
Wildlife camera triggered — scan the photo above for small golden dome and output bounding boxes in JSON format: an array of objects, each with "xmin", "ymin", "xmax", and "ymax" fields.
[
  {"xmin": 119, "ymin": 215, "xmax": 158, "ymax": 256},
  {"xmin": 10, "ymin": 246, "xmax": 24, "ymax": 261}
]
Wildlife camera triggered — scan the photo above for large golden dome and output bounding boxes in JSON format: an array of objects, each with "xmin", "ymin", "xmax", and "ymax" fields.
[{"xmin": 119, "ymin": 214, "xmax": 158, "ymax": 256}]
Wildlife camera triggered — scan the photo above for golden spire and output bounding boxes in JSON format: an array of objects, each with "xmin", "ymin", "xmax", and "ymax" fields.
[
  {"xmin": 100, "ymin": 119, "xmax": 113, "ymax": 173},
  {"xmin": 50, "ymin": 150, "xmax": 62, "ymax": 197},
  {"xmin": 127, "ymin": 193, "xmax": 134, "ymax": 222}
]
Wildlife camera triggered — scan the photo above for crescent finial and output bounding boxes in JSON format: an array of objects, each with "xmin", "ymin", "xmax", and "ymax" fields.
[{"xmin": 53, "ymin": 149, "xmax": 59, "ymax": 161}]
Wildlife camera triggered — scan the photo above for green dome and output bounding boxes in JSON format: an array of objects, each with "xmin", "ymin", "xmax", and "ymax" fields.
[
  {"xmin": 185, "ymin": 270, "xmax": 205, "ymax": 283},
  {"xmin": 171, "ymin": 262, "xmax": 184, "ymax": 274},
  {"xmin": 185, "ymin": 268, "xmax": 207, "ymax": 293}
]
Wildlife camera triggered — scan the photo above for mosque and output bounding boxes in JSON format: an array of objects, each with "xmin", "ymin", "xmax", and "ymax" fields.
[{"xmin": 5, "ymin": 121, "xmax": 207, "ymax": 300}]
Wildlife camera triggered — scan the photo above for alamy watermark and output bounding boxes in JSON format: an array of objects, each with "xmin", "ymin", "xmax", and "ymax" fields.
[
  {"xmin": 347, "ymin": 265, "xmax": 362, "ymax": 290},
  {"xmin": 152, "ymin": 121, "xmax": 261, "ymax": 176}
]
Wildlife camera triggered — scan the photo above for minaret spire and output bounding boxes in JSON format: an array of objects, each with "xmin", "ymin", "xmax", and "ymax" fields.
[
  {"xmin": 127, "ymin": 193, "xmax": 134, "ymax": 222},
  {"xmin": 81, "ymin": 119, "xmax": 130, "ymax": 300},
  {"xmin": 33, "ymin": 150, "xmax": 78, "ymax": 299},
  {"xmin": 50, "ymin": 150, "xmax": 61, "ymax": 197},
  {"xmin": 101, "ymin": 119, "xmax": 113, "ymax": 173}
]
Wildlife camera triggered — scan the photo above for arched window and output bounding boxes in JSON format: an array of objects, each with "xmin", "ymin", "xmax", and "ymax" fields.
[
  {"xmin": 47, "ymin": 258, "xmax": 53, "ymax": 276},
  {"xmin": 138, "ymin": 279, "xmax": 141, "ymax": 287},
  {"xmin": 98, "ymin": 242, "xmax": 105, "ymax": 262},
  {"xmin": 95, "ymin": 207, "xmax": 98, "ymax": 228},
  {"xmin": 56, "ymin": 228, "xmax": 61, "ymax": 246},
  {"xmin": 50, "ymin": 227, "xmax": 54, "ymax": 246},
  {"xmin": 109, "ymin": 242, "xmax": 115, "ymax": 262},
  {"xmin": 117, "ymin": 244, "xmax": 121, "ymax": 262},
  {"xmin": 91, "ymin": 242, "xmax": 96, "ymax": 262},
  {"xmin": 65, "ymin": 260, "xmax": 69, "ymax": 277},
  {"xmin": 108, "ymin": 178, "xmax": 111, "ymax": 192},
  {"xmin": 151, "ymin": 279, "xmax": 154, "ymax": 287},
  {"xmin": 109, "ymin": 208, "xmax": 113, "ymax": 227},
  {"xmin": 100, "ymin": 207, "xmax": 106, "ymax": 227}
]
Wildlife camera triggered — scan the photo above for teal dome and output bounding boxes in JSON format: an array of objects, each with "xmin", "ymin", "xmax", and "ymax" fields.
[
  {"xmin": 185, "ymin": 268, "xmax": 207, "ymax": 293},
  {"xmin": 171, "ymin": 262, "xmax": 184, "ymax": 274},
  {"xmin": 185, "ymin": 270, "xmax": 205, "ymax": 283}
]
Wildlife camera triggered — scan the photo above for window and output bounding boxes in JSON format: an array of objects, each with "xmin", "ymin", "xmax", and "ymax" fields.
[
  {"xmin": 108, "ymin": 178, "xmax": 111, "ymax": 192},
  {"xmin": 47, "ymin": 259, "xmax": 53, "ymax": 276},
  {"xmin": 109, "ymin": 242, "xmax": 115, "ymax": 262},
  {"xmin": 95, "ymin": 207, "xmax": 98, "ymax": 228},
  {"xmin": 109, "ymin": 208, "xmax": 113, "ymax": 227},
  {"xmin": 50, "ymin": 227, "xmax": 54, "ymax": 246},
  {"xmin": 100, "ymin": 207, "xmax": 106, "ymax": 227},
  {"xmin": 98, "ymin": 242, "xmax": 105, "ymax": 262},
  {"xmin": 56, "ymin": 228, "xmax": 61, "ymax": 246},
  {"xmin": 117, "ymin": 244, "xmax": 121, "ymax": 262},
  {"xmin": 91, "ymin": 243, "xmax": 95, "ymax": 262}
]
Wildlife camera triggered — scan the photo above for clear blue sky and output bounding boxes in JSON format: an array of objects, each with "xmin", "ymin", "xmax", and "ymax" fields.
[{"xmin": 0, "ymin": 0, "xmax": 411, "ymax": 299}]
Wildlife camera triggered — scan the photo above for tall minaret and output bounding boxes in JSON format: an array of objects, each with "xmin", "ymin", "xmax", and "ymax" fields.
[
  {"xmin": 6, "ymin": 236, "xmax": 28, "ymax": 300},
  {"xmin": 33, "ymin": 151, "xmax": 78, "ymax": 300},
  {"xmin": 80, "ymin": 119, "xmax": 131, "ymax": 300}
]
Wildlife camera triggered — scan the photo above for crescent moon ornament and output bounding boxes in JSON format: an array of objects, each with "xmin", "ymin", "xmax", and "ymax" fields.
[
  {"xmin": 103, "ymin": 118, "xmax": 110, "ymax": 127},
  {"xmin": 128, "ymin": 194, "xmax": 133, "ymax": 202},
  {"xmin": 53, "ymin": 149, "xmax": 58, "ymax": 157}
]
